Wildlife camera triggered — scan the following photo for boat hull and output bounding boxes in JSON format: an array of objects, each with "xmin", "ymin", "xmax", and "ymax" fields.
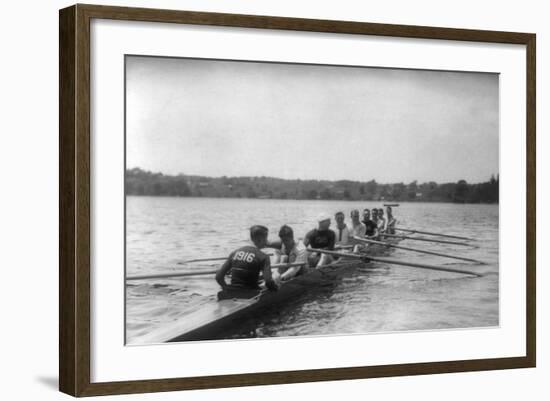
[{"xmin": 139, "ymin": 260, "xmax": 361, "ymax": 343}]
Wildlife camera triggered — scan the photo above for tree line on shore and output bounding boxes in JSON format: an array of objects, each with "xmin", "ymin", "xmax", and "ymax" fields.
[{"xmin": 125, "ymin": 167, "xmax": 499, "ymax": 204}]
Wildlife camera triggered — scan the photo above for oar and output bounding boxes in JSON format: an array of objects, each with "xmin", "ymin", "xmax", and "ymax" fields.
[
  {"xmin": 394, "ymin": 228, "xmax": 476, "ymax": 242},
  {"xmin": 177, "ymin": 257, "xmax": 226, "ymax": 265},
  {"xmin": 177, "ymin": 253, "xmax": 274, "ymax": 265},
  {"xmin": 126, "ymin": 262, "xmax": 305, "ymax": 281},
  {"xmin": 381, "ymin": 233, "xmax": 476, "ymax": 247},
  {"xmin": 307, "ymin": 248, "xmax": 483, "ymax": 277},
  {"xmin": 353, "ymin": 236, "xmax": 486, "ymax": 265}
]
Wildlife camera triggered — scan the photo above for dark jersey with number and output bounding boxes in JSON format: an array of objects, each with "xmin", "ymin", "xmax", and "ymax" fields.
[
  {"xmin": 363, "ymin": 220, "xmax": 378, "ymax": 236},
  {"xmin": 305, "ymin": 229, "xmax": 335, "ymax": 250},
  {"xmin": 229, "ymin": 245, "xmax": 268, "ymax": 289}
]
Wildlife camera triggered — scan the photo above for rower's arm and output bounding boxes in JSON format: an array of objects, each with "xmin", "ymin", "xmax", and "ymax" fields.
[
  {"xmin": 280, "ymin": 266, "xmax": 300, "ymax": 281},
  {"xmin": 262, "ymin": 258, "xmax": 278, "ymax": 291},
  {"xmin": 215, "ymin": 257, "xmax": 232, "ymax": 289},
  {"xmin": 266, "ymin": 239, "xmax": 282, "ymax": 249}
]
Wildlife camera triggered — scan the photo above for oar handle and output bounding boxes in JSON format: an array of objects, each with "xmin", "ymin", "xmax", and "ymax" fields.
[
  {"xmin": 307, "ymin": 248, "xmax": 364, "ymax": 259},
  {"xmin": 335, "ymin": 245, "xmax": 354, "ymax": 250}
]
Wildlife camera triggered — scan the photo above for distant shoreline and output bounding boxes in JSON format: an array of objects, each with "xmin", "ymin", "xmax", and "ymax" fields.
[
  {"xmin": 125, "ymin": 194, "xmax": 499, "ymax": 206},
  {"xmin": 125, "ymin": 168, "xmax": 499, "ymax": 205}
]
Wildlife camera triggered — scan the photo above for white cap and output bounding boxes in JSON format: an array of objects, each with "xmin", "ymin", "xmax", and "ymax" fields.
[{"xmin": 317, "ymin": 213, "xmax": 331, "ymax": 222}]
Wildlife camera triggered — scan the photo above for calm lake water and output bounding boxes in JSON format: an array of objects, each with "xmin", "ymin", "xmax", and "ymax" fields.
[{"xmin": 125, "ymin": 196, "xmax": 499, "ymax": 344}]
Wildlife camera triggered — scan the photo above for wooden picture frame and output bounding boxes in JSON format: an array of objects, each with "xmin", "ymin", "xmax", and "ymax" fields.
[{"xmin": 59, "ymin": 3, "xmax": 536, "ymax": 397}]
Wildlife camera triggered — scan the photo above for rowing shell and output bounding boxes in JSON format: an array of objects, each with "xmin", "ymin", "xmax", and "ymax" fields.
[
  {"xmin": 137, "ymin": 258, "xmax": 364, "ymax": 344},
  {"xmin": 136, "ymin": 236, "xmax": 400, "ymax": 344}
]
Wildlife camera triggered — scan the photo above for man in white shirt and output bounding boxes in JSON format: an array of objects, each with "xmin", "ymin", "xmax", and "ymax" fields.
[
  {"xmin": 270, "ymin": 225, "xmax": 308, "ymax": 282},
  {"xmin": 334, "ymin": 211, "xmax": 351, "ymax": 247},
  {"xmin": 385, "ymin": 206, "xmax": 397, "ymax": 234},
  {"xmin": 377, "ymin": 208, "xmax": 387, "ymax": 232},
  {"xmin": 349, "ymin": 209, "xmax": 367, "ymax": 252},
  {"xmin": 349, "ymin": 209, "xmax": 366, "ymax": 237}
]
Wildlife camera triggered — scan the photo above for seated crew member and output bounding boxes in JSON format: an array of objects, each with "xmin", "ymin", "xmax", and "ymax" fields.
[
  {"xmin": 377, "ymin": 208, "xmax": 387, "ymax": 232},
  {"xmin": 215, "ymin": 225, "xmax": 278, "ymax": 299},
  {"xmin": 362, "ymin": 209, "xmax": 379, "ymax": 239},
  {"xmin": 303, "ymin": 214, "xmax": 336, "ymax": 267},
  {"xmin": 370, "ymin": 209, "xmax": 381, "ymax": 237},
  {"xmin": 269, "ymin": 225, "xmax": 308, "ymax": 282},
  {"xmin": 334, "ymin": 211, "xmax": 350, "ymax": 247},
  {"xmin": 385, "ymin": 206, "xmax": 397, "ymax": 234},
  {"xmin": 349, "ymin": 209, "xmax": 367, "ymax": 252}
]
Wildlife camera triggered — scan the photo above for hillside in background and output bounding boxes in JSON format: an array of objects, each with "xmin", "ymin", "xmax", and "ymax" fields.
[{"xmin": 125, "ymin": 168, "xmax": 499, "ymax": 204}]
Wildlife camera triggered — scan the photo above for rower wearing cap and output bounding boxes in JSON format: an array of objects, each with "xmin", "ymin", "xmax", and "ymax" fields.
[
  {"xmin": 216, "ymin": 225, "xmax": 278, "ymax": 299},
  {"xmin": 334, "ymin": 211, "xmax": 351, "ymax": 247},
  {"xmin": 270, "ymin": 225, "xmax": 308, "ymax": 282},
  {"xmin": 303, "ymin": 213, "xmax": 336, "ymax": 267}
]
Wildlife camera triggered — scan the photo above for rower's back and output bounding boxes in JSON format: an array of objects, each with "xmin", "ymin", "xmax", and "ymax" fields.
[{"xmin": 229, "ymin": 245, "xmax": 268, "ymax": 289}]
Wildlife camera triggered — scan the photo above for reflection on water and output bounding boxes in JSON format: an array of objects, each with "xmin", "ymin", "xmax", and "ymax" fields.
[{"xmin": 125, "ymin": 196, "xmax": 499, "ymax": 344}]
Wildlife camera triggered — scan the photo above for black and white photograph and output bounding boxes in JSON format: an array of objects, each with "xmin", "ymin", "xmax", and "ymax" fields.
[{"xmin": 124, "ymin": 55, "xmax": 499, "ymax": 345}]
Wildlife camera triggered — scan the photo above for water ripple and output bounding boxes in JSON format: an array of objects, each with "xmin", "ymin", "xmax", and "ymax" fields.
[{"xmin": 125, "ymin": 197, "xmax": 499, "ymax": 343}]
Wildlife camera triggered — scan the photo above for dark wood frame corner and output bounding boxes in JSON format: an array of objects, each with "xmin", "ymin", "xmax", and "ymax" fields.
[{"xmin": 59, "ymin": 3, "xmax": 536, "ymax": 397}]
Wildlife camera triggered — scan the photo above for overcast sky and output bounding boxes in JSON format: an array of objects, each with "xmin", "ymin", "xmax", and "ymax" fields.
[{"xmin": 126, "ymin": 56, "xmax": 499, "ymax": 184}]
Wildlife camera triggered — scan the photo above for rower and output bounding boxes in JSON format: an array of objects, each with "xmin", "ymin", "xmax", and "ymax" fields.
[
  {"xmin": 334, "ymin": 211, "xmax": 350, "ymax": 247},
  {"xmin": 385, "ymin": 206, "xmax": 397, "ymax": 234},
  {"xmin": 362, "ymin": 209, "xmax": 379, "ymax": 239},
  {"xmin": 377, "ymin": 208, "xmax": 387, "ymax": 232},
  {"xmin": 371, "ymin": 208, "xmax": 379, "ymax": 226},
  {"xmin": 270, "ymin": 225, "xmax": 308, "ymax": 282},
  {"xmin": 349, "ymin": 209, "xmax": 367, "ymax": 252},
  {"xmin": 303, "ymin": 213, "xmax": 336, "ymax": 267},
  {"xmin": 215, "ymin": 225, "xmax": 278, "ymax": 299}
]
